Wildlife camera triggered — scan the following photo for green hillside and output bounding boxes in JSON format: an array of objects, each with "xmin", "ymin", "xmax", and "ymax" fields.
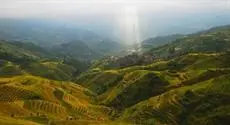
[
  {"xmin": 0, "ymin": 40, "xmax": 89, "ymax": 81},
  {"xmin": 51, "ymin": 40, "xmax": 101, "ymax": 60},
  {"xmin": 0, "ymin": 19, "xmax": 125, "ymax": 58},
  {"xmin": 141, "ymin": 34, "xmax": 185, "ymax": 51},
  {"xmin": 121, "ymin": 73, "xmax": 230, "ymax": 125},
  {"xmin": 149, "ymin": 25, "xmax": 230, "ymax": 58},
  {"xmin": 0, "ymin": 25, "xmax": 230, "ymax": 125},
  {"xmin": 74, "ymin": 26, "xmax": 230, "ymax": 125},
  {"xmin": 75, "ymin": 52, "xmax": 230, "ymax": 124},
  {"xmin": 0, "ymin": 75, "xmax": 114, "ymax": 125}
]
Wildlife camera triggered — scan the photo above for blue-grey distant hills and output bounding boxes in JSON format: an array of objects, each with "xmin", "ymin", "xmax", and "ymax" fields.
[{"xmin": 0, "ymin": 18, "xmax": 124, "ymax": 59}]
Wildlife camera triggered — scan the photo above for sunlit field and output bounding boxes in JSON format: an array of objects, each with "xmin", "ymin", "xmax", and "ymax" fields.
[{"xmin": 0, "ymin": 0, "xmax": 230, "ymax": 125}]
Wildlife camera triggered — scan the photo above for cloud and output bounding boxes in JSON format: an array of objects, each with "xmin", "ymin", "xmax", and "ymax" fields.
[
  {"xmin": 0, "ymin": 0, "xmax": 229, "ymax": 18},
  {"xmin": 0, "ymin": 0, "xmax": 229, "ymax": 42}
]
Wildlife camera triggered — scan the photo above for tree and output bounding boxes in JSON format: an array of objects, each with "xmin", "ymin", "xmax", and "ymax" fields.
[{"xmin": 168, "ymin": 46, "xmax": 175, "ymax": 53}]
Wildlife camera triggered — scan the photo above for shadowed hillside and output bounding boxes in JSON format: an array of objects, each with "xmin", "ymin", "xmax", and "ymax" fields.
[
  {"xmin": 0, "ymin": 40, "xmax": 89, "ymax": 81},
  {"xmin": 1, "ymin": 25, "xmax": 230, "ymax": 125},
  {"xmin": 74, "ymin": 26, "xmax": 230, "ymax": 125}
]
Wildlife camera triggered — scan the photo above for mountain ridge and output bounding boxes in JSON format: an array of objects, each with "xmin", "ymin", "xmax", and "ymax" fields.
[{"xmin": 0, "ymin": 24, "xmax": 230, "ymax": 125}]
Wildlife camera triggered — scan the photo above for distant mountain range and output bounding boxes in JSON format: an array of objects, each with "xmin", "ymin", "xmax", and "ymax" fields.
[
  {"xmin": 0, "ymin": 19, "xmax": 230, "ymax": 125},
  {"xmin": 0, "ymin": 19, "xmax": 125, "ymax": 59},
  {"xmin": 141, "ymin": 34, "xmax": 185, "ymax": 51},
  {"xmin": 0, "ymin": 19, "xmax": 101, "ymax": 45}
]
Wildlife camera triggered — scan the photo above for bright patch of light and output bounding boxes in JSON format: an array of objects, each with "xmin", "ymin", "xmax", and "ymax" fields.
[{"xmin": 119, "ymin": 5, "xmax": 141, "ymax": 49}]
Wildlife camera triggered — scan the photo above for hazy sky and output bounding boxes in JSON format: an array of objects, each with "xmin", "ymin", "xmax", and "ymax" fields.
[
  {"xmin": 1, "ymin": 0, "xmax": 229, "ymax": 18},
  {"xmin": 1, "ymin": 0, "xmax": 230, "ymax": 43}
]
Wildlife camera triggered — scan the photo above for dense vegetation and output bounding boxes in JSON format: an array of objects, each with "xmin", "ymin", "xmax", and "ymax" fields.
[
  {"xmin": 0, "ymin": 40, "xmax": 89, "ymax": 81},
  {"xmin": 0, "ymin": 19, "xmax": 125, "ymax": 59},
  {"xmin": 76, "ymin": 25, "xmax": 230, "ymax": 125},
  {"xmin": 0, "ymin": 25, "xmax": 230, "ymax": 125},
  {"xmin": 149, "ymin": 25, "xmax": 230, "ymax": 59},
  {"xmin": 141, "ymin": 34, "xmax": 185, "ymax": 51}
]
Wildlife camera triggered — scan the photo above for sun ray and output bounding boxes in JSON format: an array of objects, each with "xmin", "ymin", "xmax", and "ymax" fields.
[{"xmin": 121, "ymin": 5, "xmax": 141, "ymax": 52}]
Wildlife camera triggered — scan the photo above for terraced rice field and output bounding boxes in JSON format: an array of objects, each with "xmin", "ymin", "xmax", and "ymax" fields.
[
  {"xmin": 0, "ymin": 85, "xmax": 40, "ymax": 102},
  {"xmin": 23, "ymin": 100, "xmax": 67, "ymax": 116}
]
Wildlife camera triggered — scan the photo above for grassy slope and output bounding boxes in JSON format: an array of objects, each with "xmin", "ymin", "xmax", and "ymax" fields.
[
  {"xmin": 76, "ymin": 52, "xmax": 230, "ymax": 125},
  {"xmin": 0, "ymin": 40, "xmax": 88, "ymax": 81},
  {"xmin": 121, "ymin": 74, "xmax": 230, "ymax": 125},
  {"xmin": 117, "ymin": 53, "xmax": 230, "ymax": 125},
  {"xmin": 0, "ymin": 116, "xmax": 40, "ymax": 125},
  {"xmin": 149, "ymin": 25, "xmax": 230, "ymax": 58},
  {"xmin": 1, "ymin": 53, "xmax": 230, "ymax": 125},
  {"xmin": 1, "ymin": 26, "xmax": 230, "ymax": 125},
  {"xmin": 0, "ymin": 75, "xmax": 113, "ymax": 125}
]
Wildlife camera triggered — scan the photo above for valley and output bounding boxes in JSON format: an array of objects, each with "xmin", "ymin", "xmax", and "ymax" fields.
[{"xmin": 0, "ymin": 22, "xmax": 230, "ymax": 125}]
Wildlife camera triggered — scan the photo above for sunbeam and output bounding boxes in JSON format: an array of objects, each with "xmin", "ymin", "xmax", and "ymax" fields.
[{"xmin": 121, "ymin": 5, "xmax": 141, "ymax": 52}]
